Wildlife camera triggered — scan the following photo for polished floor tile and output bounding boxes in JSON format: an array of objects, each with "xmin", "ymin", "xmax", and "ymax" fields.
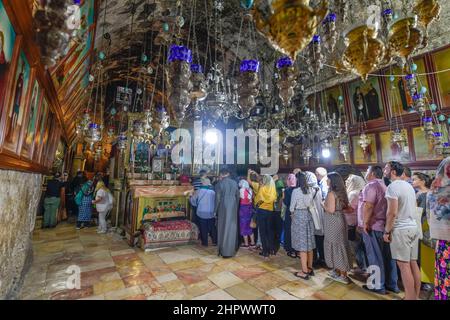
[{"xmin": 18, "ymin": 222, "xmax": 411, "ymax": 300}]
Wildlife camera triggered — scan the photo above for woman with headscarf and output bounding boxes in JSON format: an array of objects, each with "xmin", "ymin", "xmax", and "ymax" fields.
[
  {"xmin": 323, "ymin": 172, "xmax": 353, "ymax": 285},
  {"xmin": 426, "ymin": 157, "xmax": 450, "ymax": 300},
  {"xmin": 304, "ymin": 171, "xmax": 325, "ymax": 267},
  {"xmin": 92, "ymin": 180, "xmax": 111, "ymax": 234},
  {"xmin": 248, "ymin": 169, "xmax": 277, "ymax": 259},
  {"xmin": 345, "ymin": 174, "xmax": 368, "ymax": 273},
  {"xmin": 76, "ymin": 181, "xmax": 94, "ymax": 230},
  {"xmin": 283, "ymin": 174, "xmax": 297, "ymax": 258},
  {"xmin": 290, "ymin": 172, "xmax": 317, "ymax": 279},
  {"xmin": 239, "ymin": 180, "xmax": 255, "ymax": 248}
]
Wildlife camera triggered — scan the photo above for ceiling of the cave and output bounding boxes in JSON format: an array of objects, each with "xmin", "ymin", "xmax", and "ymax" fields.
[{"xmin": 92, "ymin": 0, "xmax": 450, "ymax": 108}]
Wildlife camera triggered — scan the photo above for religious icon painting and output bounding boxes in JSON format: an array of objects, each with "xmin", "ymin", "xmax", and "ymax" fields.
[
  {"xmin": 351, "ymin": 133, "xmax": 377, "ymax": 164},
  {"xmin": 20, "ymin": 77, "xmax": 42, "ymax": 160},
  {"xmin": 0, "ymin": 1, "xmax": 17, "ymax": 138},
  {"xmin": 433, "ymin": 47, "xmax": 450, "ymax": 109},
  {"xmin": 384, "ymin": 57, "xmax": 429, "ymax": 116},
  {"xmin": 33, "ymin": 96, "xmax": 48, "ymax": 163},
  {"xmin": 39, "ymin": 111, "xmax": 55, "ymax": 165},
  {"xmin": 412, "ymin": 126, "xmax": 442, "ymax": 161},
  {"xmin": 379, "ymin": 129, "xmax": 411, "ymax": 162},
  {"xmin": 322, "ymin": 85, "xmax": 346, "ymax": 120},
  {"xmin": 2, "ymin": 49, "xmax": 31, "ymax": 155},
  {"xmin": 348, "ymin": 77, "xmax": 384, "ymax": 123}
]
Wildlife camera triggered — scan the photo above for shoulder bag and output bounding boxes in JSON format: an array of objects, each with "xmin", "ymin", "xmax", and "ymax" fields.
[{"xmin": 308, "ymin": 188, "xmax": 322, "ymax": 231}]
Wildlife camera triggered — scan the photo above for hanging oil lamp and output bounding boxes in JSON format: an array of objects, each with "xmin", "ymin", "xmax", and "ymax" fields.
[
  {"xmin": 276, "ymin": 56, "xmax": 297, "ymax": 107},
  {"xmin": 252, "ymin": 0, "xmax": 329, "ymax": 60},
  {"xmin": 190, "ymin": 64, "xmax": 207, "ymax": 101},
  {"xmin": 307, "ymin": 35, "xmax": 323, "ymax": 76},
  {"xmin": 387, "ymin": 16, "xmax": 422, "ymax": 61},
  {"xmin": 117, "ymin": 133, "xmax": 127, "ymax": 152},
  {"xmin": 340, "ymin": 24, "xmax": 386, "ymax": 81},
  {"xmin": 166, "ymin": 45, "xmax": 193, "ymax": 125},
  {"xmin": 84, "ymin": 123, "xmax": 102, "ymax": 150},
  {"xmin": 423, "ymin": 117, "xmax": 434, "ymax": 138},
  {"xmin": 302, "ymin": 146, "xmax": 312, "ymax": 165},
  {"xmin": 323, "ymin": 12, "xmax": 337, "ymax": 53},
  {"xmin": 358, "ymin": 133, "xmax": 370, "ymax": 152},
  {"xmin": 238, "ymin": 59, "xmax": 260, "ymax": 118},
  {"xmin": 413, "ymin": 0, "xmax": 441, "ymax": 47}
]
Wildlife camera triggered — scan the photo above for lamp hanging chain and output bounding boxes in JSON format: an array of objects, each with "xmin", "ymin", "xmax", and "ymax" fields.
[{"xmin": 125, "ymin": 1, "xmax": 136, "ymax": 92}]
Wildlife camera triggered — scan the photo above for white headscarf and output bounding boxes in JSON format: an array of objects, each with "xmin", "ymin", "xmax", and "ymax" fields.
[
  {"xmin": 346, "ymin": 174, "xmax": 366, "ymax": 194},
  {"xmin": 239, "ymin": 179, "xmax": 253, "ymax": 200},
  {"xmin": 304, "ymin": 171, "xmax": 319, "ymax": 188}
]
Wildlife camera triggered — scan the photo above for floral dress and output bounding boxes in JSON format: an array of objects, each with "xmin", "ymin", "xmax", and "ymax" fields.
[
  {"xmin": 435, "ymin": 240, "xmax": 450, "ymax": 300},
  {"xmin": 427, "ymin": 157, "xmax": 450, "ymax": 300}
]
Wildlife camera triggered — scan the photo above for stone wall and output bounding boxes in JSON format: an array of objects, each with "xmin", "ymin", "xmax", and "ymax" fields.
[{"xmin": 0, "ymin": 169, "xmax": 42, "ymax": 299}]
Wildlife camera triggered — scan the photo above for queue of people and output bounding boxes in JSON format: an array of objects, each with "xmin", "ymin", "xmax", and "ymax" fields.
[
  {"xmin": 42, "ymin": 170, "xmax": 114, "ymax": 234},
  {"xmin": 189, "ymin": 159, "xmax": 450, "ymax": 300}
]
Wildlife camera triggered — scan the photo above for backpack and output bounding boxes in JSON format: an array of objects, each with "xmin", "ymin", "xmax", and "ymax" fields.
[{"xmin": 75, "ymin": 190, "xmax": 83, "ymax": 206}]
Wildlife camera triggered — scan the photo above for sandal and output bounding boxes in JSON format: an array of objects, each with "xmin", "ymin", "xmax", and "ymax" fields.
[
  {"xmin": 307, "ymin": 268, "xmax": 315, "ymax": 276},
  {"xmin": 294, "ymin": 272, "xmax": 310, "ymax": 280},
  {"xmin": 287, "ymin": 252, "xmax": 297, "ymax": 259}
]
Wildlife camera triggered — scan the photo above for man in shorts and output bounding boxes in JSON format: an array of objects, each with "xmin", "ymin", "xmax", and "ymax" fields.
[{"xmin": 383, "ymin": 161, "xmax": 421, "ymax": 300}]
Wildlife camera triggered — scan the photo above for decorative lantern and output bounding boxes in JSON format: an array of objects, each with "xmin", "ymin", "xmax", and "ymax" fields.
[
  {"xmin": 323, "ymin": 12, "xmax": 337, "ymax": 52},
  {"xmin": 84, "ymin": 123, "xmax": 101, "ymax": 150},
  {"xmin": 238, "ymin": 59, "xmax": 260, "ymax": 118},
  {"xmin": 276, "ymin": 57, "xmax": 297, "ymax": 107},
  {"xmin": 166, "ymin": 45, "xmax": 193, "ymax": 124},
  {"xmin": 117, "ymin": 133, "xmax": 127, "ymax": 152}
]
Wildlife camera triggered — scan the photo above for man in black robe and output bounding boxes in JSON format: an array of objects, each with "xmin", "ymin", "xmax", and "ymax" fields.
[{"xmin": 365, "ymin": 83, "xmax": 382, "ymax": 120}]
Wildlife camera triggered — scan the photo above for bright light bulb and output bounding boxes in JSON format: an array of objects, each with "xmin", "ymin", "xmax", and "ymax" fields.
[
  {"xmin": 204, "ymin": 130, "xmax": 218, "ymax": 145},
  {"xmin": 322, "ymin": 148, "xmax": 331, "ymax": 158}
]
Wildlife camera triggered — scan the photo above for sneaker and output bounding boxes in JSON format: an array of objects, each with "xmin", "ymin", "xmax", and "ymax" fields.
[
  {"xmin": 362, "ymin": 285, "xmax": 386, "ymax": 295},
  {"xmin": 327, "ymin": 269, "xmax": 338, "ymax": 278},
  {"xmin": 76, "ymin": 227, "xmax": 81, "ymax": 230},
  {"xmin": 333, "ymin": 275, "xmax": 351, "ymax": 285},
  {"xmin": 386, "ymin": 287, "xmax": 401, "ymax": 294}
]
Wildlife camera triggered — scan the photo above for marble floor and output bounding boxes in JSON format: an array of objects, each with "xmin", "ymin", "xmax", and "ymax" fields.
[{"xmin": 18, "ymin": 223, "xmax": 429, "ymax": 300}]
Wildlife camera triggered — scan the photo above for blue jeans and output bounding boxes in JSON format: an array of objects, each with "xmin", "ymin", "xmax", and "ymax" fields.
[{"xmin": 362, "ymin": 230, "xmax": 399, "ymax": 292}]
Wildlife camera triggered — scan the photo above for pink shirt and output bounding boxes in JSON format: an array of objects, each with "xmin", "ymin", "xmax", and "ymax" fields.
[{"xmin": 358, "ymin": 179, "xmax": 387, "ymax": 232}]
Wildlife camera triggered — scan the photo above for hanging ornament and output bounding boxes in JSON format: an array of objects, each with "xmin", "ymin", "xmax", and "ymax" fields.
[
  {"xmin": 340, "ymin": 25, "xmax": 386, "ymax": 81},
  {"xmin": 413, "ymin": 0, "xmax": 441, "ymax": 47},
  {"xmin": 276, "ymin": 56, "xmax": 297, "ymax": 107},
  {"xmin": 190, "ymin": 64, "xmax": 207, "ymax": 101},
  {"xmin": 166, "ymin": 45, "xmax": 193, "ymax": 125},
  {"xmin": 240, "ymin": 0, "xmax": 254, "ymax": 10},
  {"xmin": 358, "ymin": 133, "xmax": 371, "ymax": 152},
  {"xmin": 238, "ymin": 59, "xmax": 260, "ymax": 118},
  {"xmin": 323, "ymin": 12, "xmax": 338, "ymax": 53},
  {"xmin": 117, "ymin": 133, "xmax": 127, "ymax": 152},
  {"xmin": 84, "ymin": 123, "xmax": 102, "ymax": 150},
  {"xmin": 307, "ymin": 35, "xmax": 323, "ymax": 75},
  {"xmin": 302, "ymin": 146, "xmax": 312, "ymax": 165},
  {"xmin": 251, "ymin": 0, "xmax": 328, "ymax": 60}
]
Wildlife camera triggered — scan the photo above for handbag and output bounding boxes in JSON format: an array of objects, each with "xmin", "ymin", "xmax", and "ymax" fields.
[
  {"xmin": 75, "ymin": 190, "xmax": 83, "ymax": 206},
  {"xmin": 308, "ymin": 188, "xmax": 322, "ymax": 231},
  {"xmin": 281, "ymin": 203, "xmax": 287, "ymax": 221}
]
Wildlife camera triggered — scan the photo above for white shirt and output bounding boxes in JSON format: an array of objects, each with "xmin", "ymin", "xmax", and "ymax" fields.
[
  {"xmin": 385, "ymin": 180, "xmax": 417, "ymax": 230},
  {"xmin": 95, "ymin": 189, "xmax": 109, "ymax": 212}
]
